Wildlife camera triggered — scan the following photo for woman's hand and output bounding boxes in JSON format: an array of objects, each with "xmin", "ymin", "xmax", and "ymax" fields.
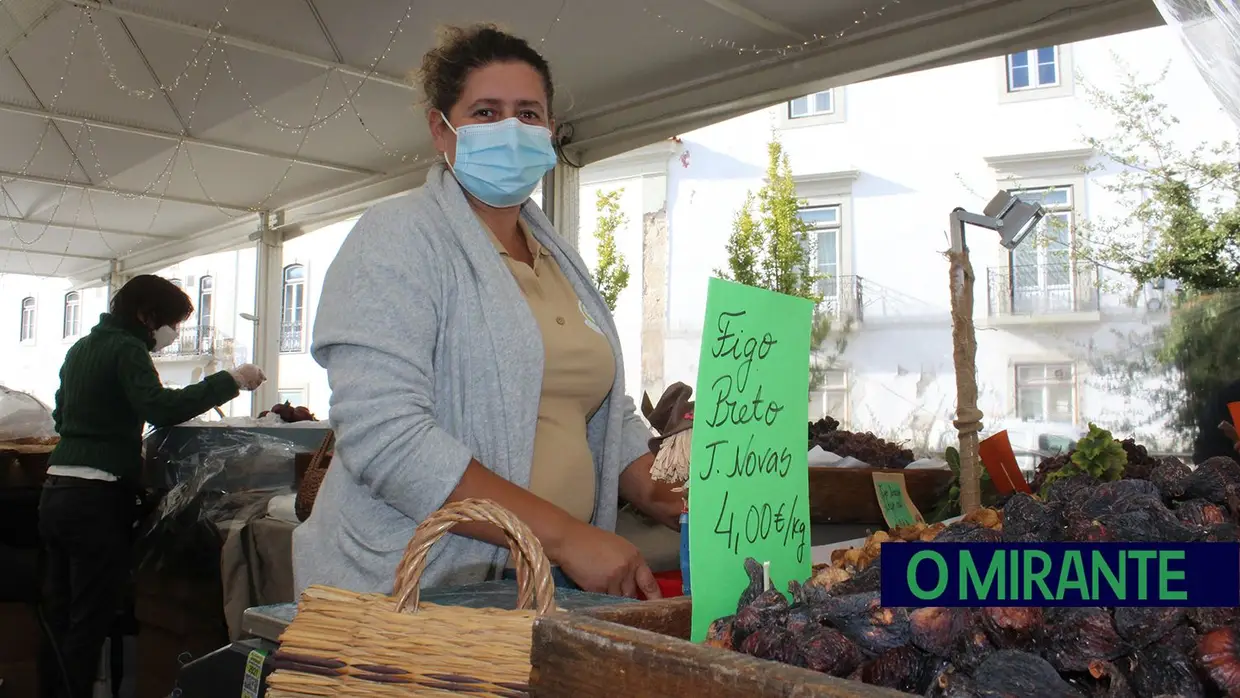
[
  {"xmin": 228, "ymin": 364, "xmax": 267, "ymax": 391},
  {"xmin": 552, "ymin": 521, "xmax": 663, "ymax": 599},
  {"xmin": 620, "ymin": 453, "xmax": 684, "ymax": 531}
]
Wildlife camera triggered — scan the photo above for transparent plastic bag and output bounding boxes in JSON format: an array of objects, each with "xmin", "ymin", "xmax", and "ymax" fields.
[
  {"xmin": 135, "ymin": 429, "xmax": 298, "ymax": 575},
  {"xmin": 0, "ymin": 385, "xmax": 55, "ymax": 442},
  {"xmin": 1153, "ymin": 0, "xmax": 1240, "ymax": 128}
]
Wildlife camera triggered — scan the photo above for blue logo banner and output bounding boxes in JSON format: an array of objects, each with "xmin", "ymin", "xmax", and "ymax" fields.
[{"xmin": 879, "ymin": 542, "xmax": 1240, "ymax": 607}]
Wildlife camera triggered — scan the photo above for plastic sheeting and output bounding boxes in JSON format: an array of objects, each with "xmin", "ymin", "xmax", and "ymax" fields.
[
  {"xmin": 1153, "ymin": 0, "xmax": 1240, "ymax": 127},
  {"xmin": 135, "ymin": 429, "xmax": 298, "ymax": 576},
  {"xmin": 0, "ymin": 385, "xmax": 55, "ymax": 441}
]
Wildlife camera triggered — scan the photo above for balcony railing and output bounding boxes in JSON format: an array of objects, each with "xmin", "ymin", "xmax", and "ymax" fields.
[
  {"xmin": 987, "ymin": 262, "xmax": 1100, "ymax": 317},
  {"xmin": 157, "ymin": 325, "xmax": 216, "ymax": 358},
  {"xmin": 280, "ymin": 321, "xmax": 305, "ymax": 353},
  {"xmin": 819, "ymin": 275, "xmax": 863, "ymax": 321}
]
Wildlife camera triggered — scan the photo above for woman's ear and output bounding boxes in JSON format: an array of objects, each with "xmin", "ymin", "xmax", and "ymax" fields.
[{"xmin": 429, "ymin": 109, "xmax": 455, "ymax": 163}]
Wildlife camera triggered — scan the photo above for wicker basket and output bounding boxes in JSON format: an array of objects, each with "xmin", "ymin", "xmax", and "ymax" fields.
[
  {"xmin": 265, "ymin": 498, "xmax": 556, "ymax": 697},
  {"xmin": 294, "ymin": 431, "xmax": 334, "ymax": 522}
]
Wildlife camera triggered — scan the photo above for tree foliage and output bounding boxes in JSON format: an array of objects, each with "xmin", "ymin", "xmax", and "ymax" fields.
[
  {"xmin": 592, "ymin": 188, "xmax": 631, "ymax": 312},
  {"xmin": 1076, "ymin": 58, "xmax": 1240, "ymax": 443},
  {"xmin": 717, "ymin": 137, "xmax": 853, "ymax": 393}
]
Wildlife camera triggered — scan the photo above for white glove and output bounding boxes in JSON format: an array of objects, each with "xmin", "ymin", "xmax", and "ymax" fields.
[{"xmin": 228, "ymin": 364, "xmax": 267, "ymax": 391}]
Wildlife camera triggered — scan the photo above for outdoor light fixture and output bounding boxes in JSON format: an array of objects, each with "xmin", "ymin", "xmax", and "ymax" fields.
[
  {"xmin": 950, "ymin": 190, "xmax": 1046, "ymax": 252},
  {"xmin": 945, "ymin": 191, "xmax": 1045, "ymax": 514}
]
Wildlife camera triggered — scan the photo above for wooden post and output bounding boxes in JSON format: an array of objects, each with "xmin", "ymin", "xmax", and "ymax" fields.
[{"xmin": 948, "ymin": 249, "xmax": 983, "ymax": 513}]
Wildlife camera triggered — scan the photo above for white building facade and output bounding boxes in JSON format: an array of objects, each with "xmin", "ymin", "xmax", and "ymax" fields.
[
  {"xmin": 0, "ymin": 222, "xmax": 351, "ymax": 421},
  {"xmin": 0, "ymin": 25, "xmax": 1230, "ymax": 460},
  {"xmin": 598, "ymin": 25, "xmax": 1232, "ymax": 460}
]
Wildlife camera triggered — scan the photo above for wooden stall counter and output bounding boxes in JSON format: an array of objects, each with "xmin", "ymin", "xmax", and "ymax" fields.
[{"xmin": 530, "ymin": 598, "xmax": 908, "ymax": 698}]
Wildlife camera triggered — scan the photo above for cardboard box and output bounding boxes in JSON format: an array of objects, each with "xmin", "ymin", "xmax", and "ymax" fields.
[
  {"xmin": 0, "ymin": 659, "xmax": 39, "ymax": 698},
  {"xmin": 0, "ymin": 603, "xmax": 40, "ymax": 663}
]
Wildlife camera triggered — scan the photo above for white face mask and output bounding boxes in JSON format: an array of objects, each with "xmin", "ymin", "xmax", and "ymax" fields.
[{"xmin": 152, "ymin": 325, "xmax": 177, "ymax": 352}]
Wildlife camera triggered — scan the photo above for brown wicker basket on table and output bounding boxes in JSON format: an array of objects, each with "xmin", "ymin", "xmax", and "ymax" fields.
[
  {"xmin": 294, "ymin": 430, "xmax": 334, "ymax": 522},
  {"xmin": 265, "ymin": 498, "xmax": 556, "ymax": 697}
]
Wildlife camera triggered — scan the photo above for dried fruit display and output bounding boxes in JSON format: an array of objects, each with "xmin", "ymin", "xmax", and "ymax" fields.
[
  {"xmin": 258, "ymin": 401, "xmax": 316, "ymax": 423},
  {"xmin": 709, "ymin": 455, "xmax": 1240, "ymax": 696},
  {"xmin": 808, "ymin": 418, "xmax": 915, "ymax": 469},
  {"xmin": 816, "ymin": 508, "xmax": 1000, "ymax": 580},
  {"xmin": 1030, "ymin": 430, "xmax": 1172, "ymax": 495}
]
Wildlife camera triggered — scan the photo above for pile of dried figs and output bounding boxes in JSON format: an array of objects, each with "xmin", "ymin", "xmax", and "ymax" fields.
[
  {"xmin": 705, "ymin": 456, "xmax": 1240, "ymax": 696},
  {"xmin": 809, "ymin": 417, "xmax": 916, "ymax": 469}
]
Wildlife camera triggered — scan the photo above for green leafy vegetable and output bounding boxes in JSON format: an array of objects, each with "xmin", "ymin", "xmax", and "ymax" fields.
[{"xmin": 1037, "ymin": 423, "xmax": 1126, "ymax": 497}]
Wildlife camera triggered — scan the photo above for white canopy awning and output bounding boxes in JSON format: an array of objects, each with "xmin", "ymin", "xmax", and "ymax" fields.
[{"xmin": 0, "ymin": 0, "xmax": 1162, "ymax": 284}]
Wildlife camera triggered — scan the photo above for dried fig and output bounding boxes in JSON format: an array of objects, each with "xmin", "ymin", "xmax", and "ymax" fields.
[
  {"xmin": 980, "ymin": 606, "xmax": 1043, "ymax": 649},
  {"xmin": 1112, "ymin": 606, "xmax": 1185, "ymax": 647},
  {"xmin": 974, "ymin": 650, "xmax": 1084, "ymax": 697},
  {"xmin": 1197, "ymin": 624, "xmax": 1240, "ymax": 696},
  {"xmin": 909, "ymin": 607, "xmax": 970, "ymax": 657},
  {"xmin": 1042, "ymin": 607, "xmax": 1126, "ymax": 672}
]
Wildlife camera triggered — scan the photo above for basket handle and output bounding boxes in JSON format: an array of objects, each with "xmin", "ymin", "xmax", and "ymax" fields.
[
  {"xmin": 391, "ymin": 498, "xmax": 556, "ymax": 616},
  {"xmin": 306, "ymin": 430, "xmax": 335, "ymax": 474}
]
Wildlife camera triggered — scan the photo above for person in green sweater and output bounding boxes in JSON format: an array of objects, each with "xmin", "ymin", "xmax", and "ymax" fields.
[{"xmin": 38, "ymin": 274, "xmax": 266, "ymax": 698}]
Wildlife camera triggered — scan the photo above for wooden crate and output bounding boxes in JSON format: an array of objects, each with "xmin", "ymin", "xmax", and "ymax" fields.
[
  {"xmin": 808, "ymin": 467, "xmax": 952, "ymax": 524},
  {"xmin": 529, "ymin": 597, "xmax": 908, "ymax": 698}
]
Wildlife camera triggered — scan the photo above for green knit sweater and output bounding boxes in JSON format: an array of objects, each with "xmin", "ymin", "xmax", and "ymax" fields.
[{"xmin": 47, "ymin": 313, "xmax": 241, "ymax": 482}]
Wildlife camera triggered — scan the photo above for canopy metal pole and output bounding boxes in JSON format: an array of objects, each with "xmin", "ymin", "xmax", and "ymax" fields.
[
  {"xmin": 251, "ymin": 213, "xmax": 284, "ymax": 414},
  {"xmin": 542, "ymin": 164, "xmax": 581, "ymax": 250}
]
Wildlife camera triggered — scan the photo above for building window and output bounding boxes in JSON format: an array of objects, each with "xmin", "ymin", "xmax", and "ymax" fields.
[
  {"xmin": 798, "ymin": 205, "xmax": 841, "ymax": 300},
  {"xmin": 197, "ymin": 276, "xmax": 213, "ymax": 328},
  {"xmin": 1015, "ymin": 363, "xmax": 1076, "ymax": 423},
  {"xmin": 280, "ymin": 264, "xmax": 306, "ymax": 353},
  {"xmin": 1007, "ymin": 186, "xmax": 1076, "ymax": 314},
  {"xmin": 19, "ymin": 297, "xmax": 35, "ymax": 342},
  {"xmin": 1007, "ymin": 47, "xmax": 1059, "ymax": 91},
  {"xmin": 811, "ymin": 369, "xmax": 850, "ymax": 424},
  {"xmin": 278, "ymin": 388, "xmax": 306, "ymax": 406},
  {"xmin": 789, "ymin": 90, "xmax": 834, "ymax": 119},
  {"xmin": 196, "ymin": 276, "xmax": 214, "ymax": 353},
  {"xmin": 63, "ymin": 291, "xmax": 81, "ymax": 339}
]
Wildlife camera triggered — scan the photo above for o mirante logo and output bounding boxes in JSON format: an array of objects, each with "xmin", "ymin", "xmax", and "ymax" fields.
[{"xmin": 879, "ymin": 542, "xmax": 1240, "ymax": 607}]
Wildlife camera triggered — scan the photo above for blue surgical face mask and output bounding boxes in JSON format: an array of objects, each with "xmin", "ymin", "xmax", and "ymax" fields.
[{"xmin": 441, "ymin": 113, "xmax": 557, "ymax": 209}]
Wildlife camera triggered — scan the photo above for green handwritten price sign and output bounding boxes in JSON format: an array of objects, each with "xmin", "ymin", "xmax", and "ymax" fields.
[
  {"xmin": 688, "ymin": 278, "xmax": 813, "ymax": 642},
  {"xmin": 872, "ymin": 472, "xmax": 923, "ymax": 529}
]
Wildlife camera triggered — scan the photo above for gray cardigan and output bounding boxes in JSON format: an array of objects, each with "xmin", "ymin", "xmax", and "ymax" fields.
[{"xmin": 292, "ymin": 162, "xmax": 653, "ymax": 596}]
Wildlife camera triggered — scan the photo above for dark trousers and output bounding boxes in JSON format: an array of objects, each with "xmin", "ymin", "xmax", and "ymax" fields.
[{"xmin": 38, "ymin": 476, "xmax": 135, "ymax": 698}]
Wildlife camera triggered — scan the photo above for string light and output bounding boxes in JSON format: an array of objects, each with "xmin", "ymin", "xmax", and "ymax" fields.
[
  {"xmin": 85, "ymin": 1, "xmax": 417, "ymax": 164},
  {"xmin": 640, "ymin": 0, "xmax": 902, "ymax": 55},
  {"xmin": 0, "ymin": 8, "xmax": 89, "ymax": 275},
  {"xmin": 251, "ymin": 66, "xmax": 334, "ymax": 210},
  {"xmin": 84, "ymin": 3, "xmax": 232, "ymax": 100},
  {"xmin": 214, "ymin": 0, "xmax": 415, "ymax": 134},
  {"xmin": 540, "ymin": 0, "xmax": 569, "ymax": 45},
  {"xmin": 162, "ymin": 43, "xmax": 252, "ymax": 219},
  {"xmin": 2, "ymin": 0, "xmax": 910, "ymax": 276}
]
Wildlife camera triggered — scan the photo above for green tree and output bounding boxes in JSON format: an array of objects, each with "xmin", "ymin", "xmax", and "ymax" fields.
[
  {"xmin": 592, "ymin": 188, "xmax": 631, "ymax": 311},
  {"xmin": 1075, "ymin": 58, "xmax": 1240, "ymax": 445},
  {"xmin": 717, "ymin": 137, "xmax": 853, "ymax": 393}
]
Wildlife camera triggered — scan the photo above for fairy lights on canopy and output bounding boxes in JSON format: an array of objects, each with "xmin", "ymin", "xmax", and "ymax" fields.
[
  {"xmin": 0, "ymin": 0, "xmax": 909, "ymax": 278},
  {"xmin": 640, "ymin": 0, "xmax": 902, "ymax": 55}
]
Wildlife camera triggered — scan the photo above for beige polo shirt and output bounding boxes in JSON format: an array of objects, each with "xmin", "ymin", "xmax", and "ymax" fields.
[{"xmin": 487, "ymin": 219, "xmax": 616, "ymax": 523}]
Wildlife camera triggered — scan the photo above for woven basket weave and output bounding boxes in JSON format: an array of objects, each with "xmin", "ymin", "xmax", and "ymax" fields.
[
  {"xmin": 265, "ymin": 498, "xmax": 556, "ymax": 697},
  {"xmin": 294, "ymin": 430, "xmax": 334, "ymax": 522}
]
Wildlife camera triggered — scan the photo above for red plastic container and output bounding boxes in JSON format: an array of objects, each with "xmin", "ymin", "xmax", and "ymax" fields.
[{"xmin": 637, "ymin": 570, "xmax": 684, "ymax": 600}]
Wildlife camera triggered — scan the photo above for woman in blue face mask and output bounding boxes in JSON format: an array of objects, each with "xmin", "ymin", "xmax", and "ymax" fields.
[{"xmin": 295, "ymin": 25, "xmax": 682, "ymax": 600}]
